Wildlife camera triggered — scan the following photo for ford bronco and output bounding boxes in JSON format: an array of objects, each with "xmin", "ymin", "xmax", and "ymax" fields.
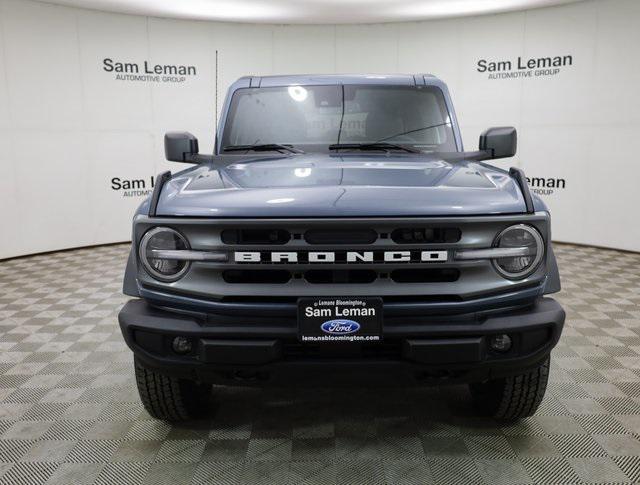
[{"xmin": 118, "ymin": 74, "xmax": 565, "ymax": 421}]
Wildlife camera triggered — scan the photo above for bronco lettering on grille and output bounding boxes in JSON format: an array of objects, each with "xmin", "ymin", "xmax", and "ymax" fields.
[{"xmin": 234, "ymin": 251, "xmax": 448, "ymax": 263}]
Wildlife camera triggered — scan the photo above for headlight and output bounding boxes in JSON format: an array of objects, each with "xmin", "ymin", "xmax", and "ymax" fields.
[
  {"xmin": 493, "ymin": 224, "xmax": 544, "ymax": 279},
  {"xmin": 139, "ymin": 227, "xmax": 190, "ymax": 281}
]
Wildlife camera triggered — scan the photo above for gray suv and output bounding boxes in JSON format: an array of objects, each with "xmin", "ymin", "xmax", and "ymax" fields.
[{"xmin": 118, "ymin": 74, "xmax": 565, "ymax": 421}]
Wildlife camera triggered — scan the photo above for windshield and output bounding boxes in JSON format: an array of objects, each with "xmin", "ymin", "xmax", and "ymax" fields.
[{"xmin": 221, "ymin": 84, "xmax": 457, "ymax": 153}]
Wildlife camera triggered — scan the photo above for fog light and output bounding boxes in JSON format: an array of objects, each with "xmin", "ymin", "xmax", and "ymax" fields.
[
  {"xmin": 489, "ymin": 334, "xmax": 512, "ymax": 352},
  {"xmin": 172, "ymin": 337, "xmax": 192, "ymax": 354}
]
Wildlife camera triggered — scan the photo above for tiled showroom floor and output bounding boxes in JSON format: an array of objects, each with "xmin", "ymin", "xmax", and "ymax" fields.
[{"xmin": 0, "ymin": 243, "xmax": 640, "ymax": 484}]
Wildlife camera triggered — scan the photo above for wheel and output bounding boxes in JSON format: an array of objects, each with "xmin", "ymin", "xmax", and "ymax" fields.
[
  {"xmin": 469, "ymin": 357, "xmax": 550, "ymax": 420},
  {"xmin": 134, "ymin": 358, "xmax": 212, "ymax": 421}
]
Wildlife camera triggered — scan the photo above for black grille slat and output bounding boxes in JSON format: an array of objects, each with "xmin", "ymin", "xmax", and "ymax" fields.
[
  {"xmin": 390, "ymin": 268, "xmax": 460, "ymax": 283},
  {"xmin": 391, "ymin": 227, "xmax": 461, "ymax": 244},
  {"xmin": 223, "ymin": 270, "xmax": 291, "ymax": 284},
  {"xmin": 221, "ymin": 226, "xmax": 461, "ymax": 246},
  {"xmin": 305, "ymin": 269, "xmax": 377, "ymax": 284},
  {"xmin": 222, "ymin": 229, "xmax": 290, "ymax": 245},
  {"xmin": 304, "ymin": 228, "xmax": 377, "ymax": 245},
  {"xmin": 217, "ymin": 295, "xmax": 464, "ymax": 304}
]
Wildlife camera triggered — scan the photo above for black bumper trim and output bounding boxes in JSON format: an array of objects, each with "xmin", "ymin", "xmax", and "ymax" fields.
[
  {"xmin": 404, "ymin": 337, "xmax": 483, "ymax": 364},
  {"xmin": 119, "ymin": 297, "xmax": 565, "ymax": 385},
  {"xmin": 199, "ymin": 339, "xmax": 281, "ymax": 365},
  {"xmin": 137, "ymin": 281, "xmax": 546, "ymax": 318}
]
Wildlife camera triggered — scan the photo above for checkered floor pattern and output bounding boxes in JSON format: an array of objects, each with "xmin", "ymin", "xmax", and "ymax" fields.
[{"xmin": 0, "ymin": 243, "xmax": 639, "ymax": 484}]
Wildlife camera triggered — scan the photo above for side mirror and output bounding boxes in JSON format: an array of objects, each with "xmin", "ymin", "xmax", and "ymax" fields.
[
  {"xmin": 479, "ymin": 127, "xmax": 517, "ymax": 159},
  {"xmin": 164, "ymin": 131, "xmax": 199, "ymax": 163}
]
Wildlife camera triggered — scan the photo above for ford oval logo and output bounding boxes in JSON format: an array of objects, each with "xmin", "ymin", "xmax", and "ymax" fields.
[{"xmin": 321, "ymin": 319, "xmax": 360, "ymax": 335}]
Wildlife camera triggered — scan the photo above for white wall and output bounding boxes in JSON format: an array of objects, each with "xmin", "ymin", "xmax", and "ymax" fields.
[{"xmin": 1, "ymin": 0, "xmax": 639, "ymax": 258}]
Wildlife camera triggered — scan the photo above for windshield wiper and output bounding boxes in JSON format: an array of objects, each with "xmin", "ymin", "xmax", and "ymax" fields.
[
  {"xmin": 222, "ymin": 144, "xmax": 304, "ymax": 154},
  {"xmin": 328, "ymin": 142, "xmax": 421, "ymax": 154},
  {"xmin": 374, "ymin": 122, "xmax": 451, "ymax": 143}
]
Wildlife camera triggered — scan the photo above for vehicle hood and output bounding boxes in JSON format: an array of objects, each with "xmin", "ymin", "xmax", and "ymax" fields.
[{"xmin": 155, "ymin": 153, "xmax": 529, "ymax": 217}]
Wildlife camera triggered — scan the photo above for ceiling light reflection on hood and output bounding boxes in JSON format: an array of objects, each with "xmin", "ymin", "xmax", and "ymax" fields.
[{"xmin": 294, "ymin": 168, "xmax": 312, "ymax": 177}]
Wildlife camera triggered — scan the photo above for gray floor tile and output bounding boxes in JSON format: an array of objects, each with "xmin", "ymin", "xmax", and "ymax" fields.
[
  {"xmin": 141, "ymin": 462, "xmax": 197, "ymax": 485},
  {"xmin": 44, "ymin": 463, "xmax": 102, "ymax": 485},
  {"xmin": 200, "ymin": 438, "xmax": 248, "ymax": 461},
  {"xmin": 474, "ymin": 458, "xmax": 533, "ymax": 485},
  {"xmin": 567, "ymin": 456, "xmax": 630, "ymax": 483},
  {"xmin": 288, "ymin": 460, "xmax": 337, "ymax": 485}
]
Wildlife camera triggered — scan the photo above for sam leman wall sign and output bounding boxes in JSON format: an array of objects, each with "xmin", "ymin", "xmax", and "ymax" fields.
[
  {"xmin": 102, "ymin": 58, "xmax": 197, "ymax": 83},
  {"xmin": 111, "ymin": 175, "xmax": 156, "ymax": 198},
  {"xmin": 526, "ymin": 175, "xmax": 566, "ymax": 197},
  {"xmin": 477, "ymin": 54, "xmax": 573, "ymax": 79}
]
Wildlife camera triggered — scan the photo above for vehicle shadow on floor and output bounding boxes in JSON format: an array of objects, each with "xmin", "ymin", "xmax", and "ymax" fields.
[{"xmin": 171, "ymin": 383, "xmax": 508, "ymax": 435}]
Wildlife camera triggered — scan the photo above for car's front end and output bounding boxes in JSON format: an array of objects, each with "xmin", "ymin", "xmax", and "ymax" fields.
[
  {"xmin": 121, "ymin": 210, "xmax": 563, "ymax": 383},
  {"xmin": 118, "ymin": 74, "xmax": 565, "ymax": 421}
]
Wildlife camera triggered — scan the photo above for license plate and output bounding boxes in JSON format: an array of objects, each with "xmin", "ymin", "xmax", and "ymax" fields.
[{"xmin": 298, "ymin": 297, "xmax": 383, "ymax": 343}]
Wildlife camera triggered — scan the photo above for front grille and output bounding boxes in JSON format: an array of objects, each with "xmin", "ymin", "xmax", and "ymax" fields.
[
  {"xmin": 212, "ymin": 223, "xmax": 467, "ymax": 294},
  {"xmin": 139, "ymin": 213, "xmax": 549, "ymax": 316},
  {"xmin": 137, "ymin": 214, "xmax": 550, "ymax": 309}
]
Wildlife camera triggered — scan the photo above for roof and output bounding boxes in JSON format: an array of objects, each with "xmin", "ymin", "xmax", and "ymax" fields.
[{"xmin": 230, "ymin": 73, "xmax": 444, "ymax": 89}]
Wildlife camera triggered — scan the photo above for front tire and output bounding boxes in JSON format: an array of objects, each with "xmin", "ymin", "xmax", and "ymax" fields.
[
  {"xmin": 134, "ymin": 358, "xmax": 212, "ymax": 421},
  {"xmin": 469, "ymin": 357, "xmax": 550, "ymax": 420}
]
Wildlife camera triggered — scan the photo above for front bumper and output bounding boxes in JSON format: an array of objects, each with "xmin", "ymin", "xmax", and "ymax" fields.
[{"xmin": 118, "ymin": 297, "xmax": 565, "ymax": 386}]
